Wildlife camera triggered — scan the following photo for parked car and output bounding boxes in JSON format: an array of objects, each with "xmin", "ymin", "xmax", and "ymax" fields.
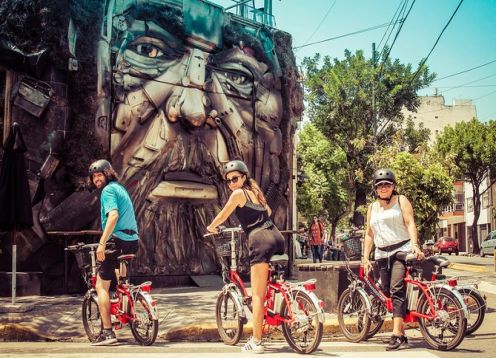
[
  {"xmin": 434, "ymin": 236, "xmax": 459, "ymax": 255},
  {"xmin": 480, "ymin": 230, "xmax": 496, "ymax": 257}
]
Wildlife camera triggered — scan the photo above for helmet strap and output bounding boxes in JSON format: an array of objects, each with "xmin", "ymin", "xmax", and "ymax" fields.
[{"xmin": 378, "ymin": 194, "xmax": 394, "ymax": 204}]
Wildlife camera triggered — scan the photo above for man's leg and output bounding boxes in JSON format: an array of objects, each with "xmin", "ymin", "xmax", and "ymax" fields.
[
  {"xmin": 92, "ymin": 272, "xmax": 117, "ymax": 345},
  {"xmin": 95, "ymin": 274, "xmax": 112, "ymax": 329}
]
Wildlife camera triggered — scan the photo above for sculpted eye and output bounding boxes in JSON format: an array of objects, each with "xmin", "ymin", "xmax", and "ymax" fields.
[
  {"xmin": 225, "ymin": 72, "xmax": 249, "ymax": 85},
  {"xmin": 135, "ymin": 44, "xmax": 164, "ymax": 58}
]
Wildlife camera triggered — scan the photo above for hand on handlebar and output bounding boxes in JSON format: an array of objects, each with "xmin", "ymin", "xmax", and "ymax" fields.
[
  {"xmin": 413, "ymin": 245, "xmax": 425, "ymax": 260},
  {"xmin": 363, "ymin": 258, "xmax": 373, "ymax": 276}
]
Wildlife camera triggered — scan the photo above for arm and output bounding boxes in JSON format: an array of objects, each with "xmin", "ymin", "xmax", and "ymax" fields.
[
  {"xmin": 207, "ymin": 190, "xmax": 246, "ymax": 233},
  {"xmin": 399, "ymin": 195, "xmax": 423, "ymax": 257},
  {"xmin": 96, "ymin": 210, "xmax": 119, "ymax": 261},
  {"xmin": 363, "ymin": 204, "xmax": 374, "ymax": 274}
]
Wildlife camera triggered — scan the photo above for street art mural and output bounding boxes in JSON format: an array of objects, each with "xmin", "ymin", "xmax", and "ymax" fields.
[{"xmin": 0, "ymin": 0, "xmax": 302, "ymax": 282}]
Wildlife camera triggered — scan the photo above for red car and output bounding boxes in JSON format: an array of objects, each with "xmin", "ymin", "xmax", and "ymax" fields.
[{"xmin": 434, "ymin": 237, "xmax": 459, "ymax": 255}]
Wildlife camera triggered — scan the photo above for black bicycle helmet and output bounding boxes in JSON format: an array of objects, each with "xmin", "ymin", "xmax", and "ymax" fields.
[
  {"xmin": 88, "ymin": 159, "xmax": 112, "ymax": 177},
  {"xmin": 223, "ymin": 160, "xmax": 249, "ymax": 179},
  {"xmin": 373, "ymin": 168, "xmax": 396, "ymax": 185}
]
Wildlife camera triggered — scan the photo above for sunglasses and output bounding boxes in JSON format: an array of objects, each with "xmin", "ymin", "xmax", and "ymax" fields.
[
  {"xmin": 375, "ymin": 182, "xmax": 393, "ymax": 189},
  {"xmin": 226, "ymin": 175, "xmax": 243, "ymax": 185}
]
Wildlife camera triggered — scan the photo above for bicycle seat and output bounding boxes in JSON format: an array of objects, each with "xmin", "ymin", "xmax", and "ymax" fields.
[
  {"xmin": 270, "ymin": 254, "xmax": 289, "ymax": 264},
  {"xmin": 118, "ymin": 254, "xmax": 136, "ymax": 262},
  {"xmin": 426, "ymin": 255, "xmax": 449, "ymax": 268}
]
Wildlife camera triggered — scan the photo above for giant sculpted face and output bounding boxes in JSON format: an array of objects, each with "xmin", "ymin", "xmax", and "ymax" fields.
[{"xmin": 95, "ymin": 1, "xmax": 292, "ymax": 275}]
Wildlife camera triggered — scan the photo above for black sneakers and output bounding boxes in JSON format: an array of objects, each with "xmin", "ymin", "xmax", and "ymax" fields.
[
  {"xmin": 385, "ymin": 334, "xmax": 408, "ymax": 350},
  {"xmin": 91, "ymin": 330, "xmax": 117, "ymax": 346}
]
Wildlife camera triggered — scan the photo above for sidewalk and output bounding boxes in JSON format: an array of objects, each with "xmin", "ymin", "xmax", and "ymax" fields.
[
  {"xmin": 2, "ymin": 259, "xmax": 493, "ymax": 343},
  {"xmin": 0, "ymin": 285, "xmax": 349, "ymax": 343}
]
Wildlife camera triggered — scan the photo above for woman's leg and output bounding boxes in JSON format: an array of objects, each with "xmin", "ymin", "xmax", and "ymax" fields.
[
  {"xmin": 311, "ymin": 245, "xmax": 318, "ymax": 263},
  {"xmin": 390, "ymin": 259, "xmax": 407, "ymax": 336},
  {"xmin": 251, "ymin": 262, "xmax": 269, "ymax": 342}
]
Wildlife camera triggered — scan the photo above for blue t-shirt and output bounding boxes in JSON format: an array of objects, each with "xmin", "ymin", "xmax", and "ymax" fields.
[{"xmin": 100, "ymin": 181, "xmax": 138, "ymax": 241}]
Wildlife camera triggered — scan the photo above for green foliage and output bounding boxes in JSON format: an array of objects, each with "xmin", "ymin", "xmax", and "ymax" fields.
[
  {"xmin": 435, "ymin": 119, "xmax": 496, "ymax": 251},
  {"xmin": 302, "ymin": 50, "xmax": 434, "ymax": 225},
  {"xmin": 296, "ymin": 123, "xmax": 349, "ymax": 224},
  {"xmin": 371, "ymin": 146, "xmax": 454, "ymax": 242}
]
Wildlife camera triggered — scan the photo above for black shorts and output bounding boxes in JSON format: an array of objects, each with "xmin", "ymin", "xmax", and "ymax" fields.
[
  {"xmin": 248, "ymin": 225, "xmax": 285, "ymax": 265},
  {"xmin": 99, "ymin": 238, "xmax": 139, "ymax": 281}
]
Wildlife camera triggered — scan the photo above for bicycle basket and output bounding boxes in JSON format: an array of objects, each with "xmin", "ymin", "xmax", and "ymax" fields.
[
  {"xmin": 342, "ymin": 236, "xmax": 362, "ymax": 260},
  {"xmin": 215, "ymin": 241, "xmax": 232, "ymax": 257},
  {"xmin": 74, "ymin": 250, "xmax": 90, "ymax": 270}
]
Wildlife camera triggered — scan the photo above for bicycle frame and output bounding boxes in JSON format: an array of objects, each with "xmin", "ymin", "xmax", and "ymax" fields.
[
  {"xmin": 70, "ymin": 243, "xmax": 158, "ymax": 328},
  {"xmin": 216, "ymin": 227, "xmax": 324, "ymax": 328},
  {"xmin": 344, "ymin": 255, "xmax": 468, "ymax": 323}
]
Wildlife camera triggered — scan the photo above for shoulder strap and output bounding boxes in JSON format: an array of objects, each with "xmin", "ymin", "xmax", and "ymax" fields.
[{"xmin": 242, "ymin": 189, "xmax": 252, "ymax": 203}]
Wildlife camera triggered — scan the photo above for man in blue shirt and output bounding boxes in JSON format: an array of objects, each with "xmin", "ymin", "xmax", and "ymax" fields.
[{"xmin": 88, "ymin": 159, "xmax": 139, "ymax": 346}]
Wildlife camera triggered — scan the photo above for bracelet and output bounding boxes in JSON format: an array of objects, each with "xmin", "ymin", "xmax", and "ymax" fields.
[{"xmin": 99, "ymin": 243, "xmax": 105, "ymax": 246}]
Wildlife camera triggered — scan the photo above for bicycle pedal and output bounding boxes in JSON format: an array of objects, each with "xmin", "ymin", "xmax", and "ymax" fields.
[{"xmin": 112, "ymin": 321, "xmax": 122, "ymax": 330}]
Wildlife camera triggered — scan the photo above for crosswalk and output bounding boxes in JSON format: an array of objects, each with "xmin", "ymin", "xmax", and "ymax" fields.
[{"xmin": 0, "ymin": 341, "xmax": 441, "ymax": 357}]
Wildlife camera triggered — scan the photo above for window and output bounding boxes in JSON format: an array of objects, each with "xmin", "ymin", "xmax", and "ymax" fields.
[
  {"xmin": 466, "ymin": 198, "xmax": 473, "ymax": 213},
  {"xmin": 482, "ymin": 192, "xmax": 491, "ymax": 208}
]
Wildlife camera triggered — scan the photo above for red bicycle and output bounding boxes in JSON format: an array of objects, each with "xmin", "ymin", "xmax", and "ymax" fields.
[
  {"xmin": 66, "ymin": 242, "xmax": 159, "ymax": 345},
  {"xmin": 205, "ymin": 226, "xmax": 325, "ymax": 354},
  {"xmin": 337, "ymin": 250, "xmax": 468, "ymax": 351}
]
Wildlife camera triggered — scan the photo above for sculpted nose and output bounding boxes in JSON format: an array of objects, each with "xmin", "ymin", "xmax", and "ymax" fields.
[{"xmin": 180, "ymin": 87, "xmax": 207, "ymax": 127}]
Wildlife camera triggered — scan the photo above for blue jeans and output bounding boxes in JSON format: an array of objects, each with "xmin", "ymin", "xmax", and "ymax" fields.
[{"xmin": 311, "ymin": 245, "xmax": 323, "ymax": 263}]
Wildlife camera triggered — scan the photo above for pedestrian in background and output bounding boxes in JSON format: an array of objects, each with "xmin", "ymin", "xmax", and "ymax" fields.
[{"xmin": 309, "ymin": 216, "xmax": 323, "ymax": 263}]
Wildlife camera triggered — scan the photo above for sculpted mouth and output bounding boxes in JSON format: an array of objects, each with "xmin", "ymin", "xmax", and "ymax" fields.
[{"xmin": 147, "ymin": 171, "xmax": 218, "ymax": 200}]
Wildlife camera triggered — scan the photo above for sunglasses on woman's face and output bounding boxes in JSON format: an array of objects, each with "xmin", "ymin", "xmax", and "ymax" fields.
[
  {"xmin": 226, "ymin": 175, "xmax": 243, "ymax": 185},
  {"xmin": 375, "ymin": 182, "xmax": 393, "ymax": 189}
]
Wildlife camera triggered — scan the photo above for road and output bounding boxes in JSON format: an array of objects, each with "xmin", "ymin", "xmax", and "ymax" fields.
[{"xmin": 0, "ymin": 292, "xmax": 494, "ymax": 357}]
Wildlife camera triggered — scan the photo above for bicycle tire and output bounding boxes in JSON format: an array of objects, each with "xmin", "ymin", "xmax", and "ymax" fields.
[
  {"xmin": 82, "ymin": 292, "xmax": 101, "ymax": 342},
  {"xmin": 337, "ymin": 287, "xmax": 371, "ymax": 343},
  {"xmin": 281, "ymin": 290, "xmax": 323, "ymax": 354},
  {"xmin": 215, "ymin": 290, "xmax": 244, "ymax": 345},
  {"xmin": 130, "ymin": 292, "xmax": 159, "ymax": 346},
  {"xmin": 458, "ymin": 287, "xmax": 486, "ymax": 335},
  {"xmin": 365, "ymin": 295, "xmax": 385, "ymax": 340},
  {"xmin": 417, "ymin": 286, "xmax": 467, "ymax": 351}
]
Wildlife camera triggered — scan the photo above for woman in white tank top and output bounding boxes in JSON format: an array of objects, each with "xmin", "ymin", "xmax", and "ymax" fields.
[{"xmin": 363, "ymin": 169, "xmax": 424, "ymax": 351}]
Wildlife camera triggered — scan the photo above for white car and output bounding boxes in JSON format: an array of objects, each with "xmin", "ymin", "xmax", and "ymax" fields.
[{"xmin": 480, "ymin": 230, "xmax": 496, "ymax": 257}]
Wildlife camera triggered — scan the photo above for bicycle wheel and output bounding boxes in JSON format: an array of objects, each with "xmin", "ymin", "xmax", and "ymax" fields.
[
  {"xmin": 82, "ymin": 292, "xmax": 101, "ymax": 342},
  {"xmin": 130, "ymin": 292, "xmax": 159, "ymax": 346},
  {"xmin": 337, "ymin": 287, "xmax": 370, "ymax": 343},
  {"xmin": 281, "ymin": 290, "xmax": 323, "ymax": 354},
  {"xmin": 459, "ymin": 287, "xmax": 486, "ymax": 335},
  {"xmin": 216, "ymin": 291, "xmax": 244, "ymax": 345},
  {"xmin": 366, "ymin": 295, "xmax": 385, "ymax": 340},
  {"xmin": 417, "ymin": 287, "xmax": 467, "ymax": 351}
]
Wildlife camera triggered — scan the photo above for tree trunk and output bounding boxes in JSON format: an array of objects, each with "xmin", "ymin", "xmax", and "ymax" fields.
[
  {"xmin": 352, "ymin": 186, "xmax": 367, "ymax": 228},
  {"xmin": 470, "ymin": 185, "xmax": 481, "ymax": 254}
]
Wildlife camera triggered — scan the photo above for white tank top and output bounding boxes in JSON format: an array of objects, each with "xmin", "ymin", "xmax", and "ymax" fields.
[{"xmin": 370, "ymin": 199, "xmax": 411, "ymax": 260}]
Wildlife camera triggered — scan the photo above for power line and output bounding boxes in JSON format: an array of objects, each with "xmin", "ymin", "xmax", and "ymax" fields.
[
  {"xmin": 432, "ymin": 59, "xmax": 496, "ymax": 82},
  {"xmin": 292, "ymin": 20, "xmax": 403, "ymax": 50},
  {"xmin": 377, "ymin": 0, "xmax": 416, "ymax": 77},
  {"xmin": 409, "ymin": 0, "xmax": 464, "ymax": 85},
  {"xmin": 473, "ymin": 89, "xmax": 496, "ymax": 101},
  {"xmin": 440, "ymin": 73, "xmax": 496, "ymax": 94},
  {"xmin": 427, "ymin": 85, "xmax": 496, "ymax": 88},
  {"xmin": 377, "ymin": 0, "xmax": 407, "ymax": 51},
  {"xmin": 298, "ymin": 0, "xmax": 337, "ymax": 50}
]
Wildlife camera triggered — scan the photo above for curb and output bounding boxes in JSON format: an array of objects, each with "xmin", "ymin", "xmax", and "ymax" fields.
[
  {"xmin": 0, "ymin": 324, "xmax": 53, "ymax": 342},
  {"xmin": 448, "ymin": 263, "xmax": 489, "ymax": 273}
]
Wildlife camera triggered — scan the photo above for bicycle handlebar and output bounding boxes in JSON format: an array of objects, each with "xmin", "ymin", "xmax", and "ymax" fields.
[
  {"xmin": 65, "ymin": 242, "xmax": 115, "ymax": 251},
  {"xmin": 203, "ymin": 225, "xmax": 244, "ymax": 237}
]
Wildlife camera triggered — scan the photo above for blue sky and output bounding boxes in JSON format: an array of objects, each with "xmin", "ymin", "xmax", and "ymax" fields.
[{"xmin": 213, "ymin": 0, "xmax": 496, "ymax": 121}]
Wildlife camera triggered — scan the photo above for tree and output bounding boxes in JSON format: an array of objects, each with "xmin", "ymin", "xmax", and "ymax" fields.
[
  {"xmin": 371, "ymin": 142, "xmax": 454, "ymax": 242},
  {"xmin": 297, "ymin": 123, "xmax": 349, "ymax": 239},
  {"xmin": 303, "ymin": 50, "xmax": 434, "ymax": 227},
  {"xmin": 435, "ymin": 119, "xmax": 496, "ymax": 253}
]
